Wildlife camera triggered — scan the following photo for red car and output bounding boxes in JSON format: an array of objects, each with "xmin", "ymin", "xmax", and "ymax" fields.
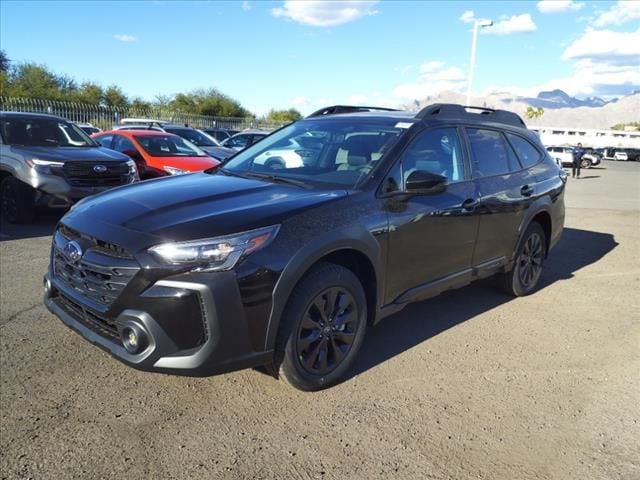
[{"xmin": 91, "ymin": 130, "xmax": 219, "ymax": 179}]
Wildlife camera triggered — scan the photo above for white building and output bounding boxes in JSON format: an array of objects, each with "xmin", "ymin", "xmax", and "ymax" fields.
[{"xmin": 530, "ymin": 126, "xmax": 640, "ymax": 149}]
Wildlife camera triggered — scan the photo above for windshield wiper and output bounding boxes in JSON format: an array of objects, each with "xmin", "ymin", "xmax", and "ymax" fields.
[{"xmin": 240, "ymin": 172, "xmax": 311, "ymax": 188}]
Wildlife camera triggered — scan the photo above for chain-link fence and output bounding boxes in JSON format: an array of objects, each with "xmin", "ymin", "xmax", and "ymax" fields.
[{"xmin": 0, "ymin": 97, "xmax": 283, "ymax": 131}]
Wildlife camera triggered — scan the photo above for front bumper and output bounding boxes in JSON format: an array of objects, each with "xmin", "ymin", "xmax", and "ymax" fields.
[
  {"xmin": 44, "ymin": 270, "xmax": 273, "ymax": 376},
  {"xmin": 27, "ymin": 171, "xmax": 137, "ymax": 204}
]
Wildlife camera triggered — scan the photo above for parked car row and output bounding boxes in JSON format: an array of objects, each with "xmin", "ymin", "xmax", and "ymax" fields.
[
  {"xmin": 545, "ymin": 145, "xmax": 602, "ymax": 168},
  {"xmin": 0, "ymin": 111, "xmax": 275, "ymax": 223}
]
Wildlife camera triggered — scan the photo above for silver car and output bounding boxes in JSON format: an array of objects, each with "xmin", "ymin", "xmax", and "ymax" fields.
[{"xmin": 0, "ymin": 112, "xmax": 138, "ymax": 223}]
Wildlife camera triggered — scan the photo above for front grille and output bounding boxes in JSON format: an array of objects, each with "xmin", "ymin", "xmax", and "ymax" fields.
[
  {"xmin": 52, "ymin": 227, "xmax": 139, "ymax": 308},
  {"xmin": 59, "ymin": 224, "xmax": 133, "ymax": 259},
  {"xmin": 63, "ymin": 161, "xmax": 130, "ymax": 187},
  {"xmin": 55, "ymin": 292, "xmax": 120, "ymax": 342}
]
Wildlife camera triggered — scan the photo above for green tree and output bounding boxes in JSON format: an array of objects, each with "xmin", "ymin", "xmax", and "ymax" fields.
[
  {"xmin": 524, "ymin": 106, "xmax": 544, "ymax": 120},
  {"xmin": 130, "ymin": 97, "xmax": 152, "ymax": 111},
  {"xmin": 103, "ymin": 85, "xmax": 128, "ymax": 108},
  {"xmin": 611, "ymin": 121, "xmax": 640, "ymax": 131},
  {"xmin": 0, "ymin": 50, "xmax": 9, "ymax": 72},
  {"xmin": 265, "ymin": 108, "xmax": 303, "ymax": 123},
  {"xmin": 70, "ymin": 82, "xmax": 103, "ymax": 104},
  {"xmin": 168, "ymin": 88, "xmax": 250, "ymax": 117},
  {"xmin": 6, "ymin": 63, "xmax": 65, "ymax": 100}
]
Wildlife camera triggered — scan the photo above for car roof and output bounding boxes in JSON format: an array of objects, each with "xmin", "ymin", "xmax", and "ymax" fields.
[
  {"xmin": 0, "ymin": 111, "xmax": 67, "ymax": 121},
  {"xmin": 236, "ymin": 129, "xmax": 270, "ymax": 135},
  {"xmin": 97, "ymin": 129, "xmax": 182, "ymax": 138},
  {"xmin": 305, "ymin": 104, "xmax": 528, "ymax": 131}
]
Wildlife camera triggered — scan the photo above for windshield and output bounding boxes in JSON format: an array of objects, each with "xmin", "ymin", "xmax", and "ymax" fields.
[
  {"xmin": 164, "ymin": 128, "xmax": 219, "ymax": 147},
  {"xmin": 134, "ymin": 134, "xmax": 208, "ymax": 157},
  {"xmin": 0, "ymin": 117, "xmax": 97, "ymax": 147},
  {"xmin": 221, "ymin": 118, "xmax": 408, "ymax": 188}
]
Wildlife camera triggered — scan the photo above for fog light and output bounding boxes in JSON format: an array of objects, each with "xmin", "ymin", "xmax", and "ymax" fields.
[{"xmin": 121, "ymin": 324, "xmax": 147, "ymax": 354}]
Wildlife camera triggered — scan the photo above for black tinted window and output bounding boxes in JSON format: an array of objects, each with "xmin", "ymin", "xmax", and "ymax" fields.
[
  {"xmin": 466, "ymin": 128, "xmax": 520, "ymax": 177},
  {"xmin": 507, "ymin": 133, "xmax": 542, "ymax": 168},
  {"xmin": 400, "ymin": 127, "xmax": 465, "ymax": 184}
]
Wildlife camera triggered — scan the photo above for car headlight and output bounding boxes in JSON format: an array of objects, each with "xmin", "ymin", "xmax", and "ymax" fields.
[
  {"xmin": 26, "ymin": 158, "xmax": 65, "ymax": 175},
  {"xmin": 163, "ymin": 166, "xmax": 188, "ymax": 175},
  {"xmin": 126, "ymin": 159, "xmax": 138, "ymax": 174},
  {"xmin": 148, "ymin": 225, "xmax": 280, "ymax": 271}
]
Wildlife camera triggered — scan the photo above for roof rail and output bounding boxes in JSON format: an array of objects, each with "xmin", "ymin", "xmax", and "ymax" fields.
[
  {"xmin": 306, "ymin": 105, "xmax": 401, "ymax": 118},
  {"xmin": 415, "ymin": 103, "xmax": 526, "ymax": 128}
]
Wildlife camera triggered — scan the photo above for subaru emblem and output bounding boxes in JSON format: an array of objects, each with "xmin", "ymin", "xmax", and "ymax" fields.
[
  {"xmin": 63, "ymin": 240, "xmax": 83, "ymax": 262},
  {"xmin": 93, "ymin": 164, "xmax": 108, "ymax": 173}
]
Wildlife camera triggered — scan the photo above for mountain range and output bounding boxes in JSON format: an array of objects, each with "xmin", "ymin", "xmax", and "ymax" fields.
[{"xmin": 403, "ymin": 89, "xmax": 639, "ymax": 130}]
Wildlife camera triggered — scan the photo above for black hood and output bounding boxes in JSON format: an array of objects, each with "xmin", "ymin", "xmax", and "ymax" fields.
[
  {"xmin": 64, "ymin": 172, "xmax": 348, "ymax": 245},
  {"xmin": 10, "ymin": 145, "xmax": 130, "ymax": 162}
]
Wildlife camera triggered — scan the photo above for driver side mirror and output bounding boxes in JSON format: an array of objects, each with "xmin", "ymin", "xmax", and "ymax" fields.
[{"xmin": 405, "ymin": 170, "xmax": 448, "ymax": 195}]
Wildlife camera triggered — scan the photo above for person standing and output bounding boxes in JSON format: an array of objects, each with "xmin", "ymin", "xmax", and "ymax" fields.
[{"xmin": 572, "ymin": 142, "xmax": 585, "ymax": 179}]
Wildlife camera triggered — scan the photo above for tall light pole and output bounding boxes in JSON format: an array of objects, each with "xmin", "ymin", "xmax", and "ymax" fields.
[{"xmin": 466, "ymin": 19, "xmax": 493, "ymax": 106}]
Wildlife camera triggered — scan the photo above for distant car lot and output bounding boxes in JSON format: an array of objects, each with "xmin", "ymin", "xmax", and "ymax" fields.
[{"xmin": 1, "ymin": 159, "xmax": 638, "ymax": 480}]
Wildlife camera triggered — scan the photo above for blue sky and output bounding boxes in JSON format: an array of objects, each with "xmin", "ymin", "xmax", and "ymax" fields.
[{"xmin": 1, "ymin": 0, "xmax": 638, "ymax": 115}]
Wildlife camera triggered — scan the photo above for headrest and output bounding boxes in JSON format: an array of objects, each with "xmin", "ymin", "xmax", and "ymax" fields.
[{"xmin": 347, "ymin": 155, "xmax": 367, "ymax": 166}]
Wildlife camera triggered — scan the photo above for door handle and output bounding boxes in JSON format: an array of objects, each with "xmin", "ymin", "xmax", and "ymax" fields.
[
  {"xmin": 462, "ymin": 198, "xmax": 480, "ymax": 211},
  {"xmin": 520, "ymin": 185, "xmax": 534, "ymax": 197}
]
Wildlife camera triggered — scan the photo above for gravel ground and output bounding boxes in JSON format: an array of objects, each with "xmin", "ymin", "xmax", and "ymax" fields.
[{"xmin": 1, "ymin": 160, "xmax": 639, "ymax": 480}]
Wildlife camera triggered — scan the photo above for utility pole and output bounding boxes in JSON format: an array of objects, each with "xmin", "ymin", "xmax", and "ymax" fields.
[{"xmin": 466, "ymin": 19, "xmax": 493, "ymax": 106}]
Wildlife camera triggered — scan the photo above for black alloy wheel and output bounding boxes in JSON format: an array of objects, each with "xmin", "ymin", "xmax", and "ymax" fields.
[
  {"xmin": 517, "ymin": 232, "xmax": 544, "ymax": 289},
  {"xmin": 296, "ymin": 287, "xmax": 358, "ymax": 375},
  {"xmin": 269, "ymin": 263, "xmax": 367, "ymax": 391},
  {"xmin": 496, "ymin": 221, "xmax": 547, "ymax": 297}
]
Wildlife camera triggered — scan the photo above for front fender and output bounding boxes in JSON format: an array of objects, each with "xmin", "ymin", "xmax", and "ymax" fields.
[{"xmin": 264, "ymin": 224, "xmax": 383, "ymax": 351}]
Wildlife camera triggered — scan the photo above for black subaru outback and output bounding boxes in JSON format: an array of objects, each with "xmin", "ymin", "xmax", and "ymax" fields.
[{"xmin": 44, "ymin": 104, "xmax": 565, "ymax": 391}]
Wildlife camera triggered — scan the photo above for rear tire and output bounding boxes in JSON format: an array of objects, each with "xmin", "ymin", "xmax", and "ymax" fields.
[
  {"xmin": 581, "ymin": 158, "xmax": 592, "ymax": 168},
  {"xmin": 268, "ymin": 263, "xmax": 367, "ymax": 391},
  {"xmin": 0, "ymin": 176, "xmax": 36, "ymax": 224},
  {"xmin": 497, "ymin": 221, "xmax": 547, "ymax": 297}
]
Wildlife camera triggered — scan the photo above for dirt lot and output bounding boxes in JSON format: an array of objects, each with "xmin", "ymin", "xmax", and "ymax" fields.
[{"xmin": 1, "ymin": 161, "xmax": 639, "ymax": 480}]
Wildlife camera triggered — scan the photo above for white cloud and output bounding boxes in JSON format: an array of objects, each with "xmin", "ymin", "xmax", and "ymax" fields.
[
  {"xmin": 242, "ymin": 1, "xmax": 251, "ymax": 12},
  {"xmin": 537, "ymin": 1, "xmax": 584, "ymax": 14},
  {"xmin": 593, "ymin": 1, "xmax": 640, "ymax": 27},
  {"xmin": 459, "ymin": 10, "xmax": 535, "ymax": 35},
  {"xmin": 114, "ymin": 34, "xmax": 136, "ymax": 43},
  {"xmin": 562, "ymin": 28, "xmax": 640, "ymax": 64},
  {"xmin": 272, "ymin": 0, "xmax": 379, "ymax": 27},
  {"xmin": 484, "ymin": 14, "xmax": 537, "ymax": 35},
  {"xmin": 393, "ymin": 61, "xmax": 467, "ymax": 100},
  {"xmin": 460, "ymin": 10, "xmax": 475, "ymax": 23},
  {"xmin": 526, "ymin": 28, "xmax": 640, "ymax": 97},
  {"xmin": 458, "ymin": 10, "xmax": 491, "ymax": 25}
]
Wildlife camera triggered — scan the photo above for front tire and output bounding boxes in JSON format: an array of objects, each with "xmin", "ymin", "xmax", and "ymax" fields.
[
  {"xmin": 581, "ymin": 158, "xmax": 592, "ymax": 168},
  {"xmin": 1, "ymin": 176, "xmax": 36, "ymax": 224},
  {"xmin": 270, "ymin": 263, "xmax": 367, "ymax": 391},
  {"xmin": 497, "ymin": 221, "xmax": 547, "ymax": 297}
]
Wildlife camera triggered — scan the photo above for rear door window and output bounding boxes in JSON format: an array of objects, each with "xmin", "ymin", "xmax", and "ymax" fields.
[
  {"xmin": 466, "ymin": 128, "xmax": 521, "ymax": 178},
  {"xmin": 506, "ymin": 133, "xmax": 542, "ymax": 168}
]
